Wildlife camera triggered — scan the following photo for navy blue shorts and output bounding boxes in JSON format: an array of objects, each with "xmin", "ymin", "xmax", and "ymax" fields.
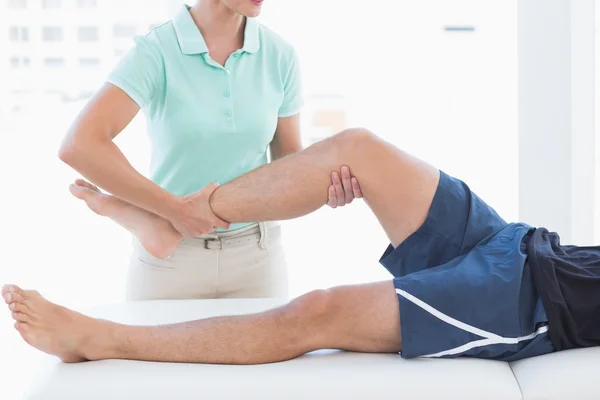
[{"xmin": 380, "ymin": 171, "xmax": 555, "ymax": 361}]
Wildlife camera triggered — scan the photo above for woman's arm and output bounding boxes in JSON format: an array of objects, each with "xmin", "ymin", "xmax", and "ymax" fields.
[
  {"xmin": 58, "ymin": 83, "xmax": 227, "ymax": 232},
  {"xmin": 269, "ymin": 114, "xmax": 303, "ymax": 160}
]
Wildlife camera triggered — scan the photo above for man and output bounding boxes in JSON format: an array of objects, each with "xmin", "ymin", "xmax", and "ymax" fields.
[{"xmin": 3, "ymin": 129, "xmax": 599, "ymax": 364}]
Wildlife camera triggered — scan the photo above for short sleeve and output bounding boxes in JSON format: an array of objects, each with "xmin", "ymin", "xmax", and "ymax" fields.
[
  {"xmin": 106, "ymin": 35, "xmax": 164, "ymax": 109},
  {"xmin": 278, "ymin": 48, "xmax": 304, "ymax": 118}
]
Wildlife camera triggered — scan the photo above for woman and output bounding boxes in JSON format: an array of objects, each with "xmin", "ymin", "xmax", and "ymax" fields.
[{"xmin": 58, "ymin": 0, "xmax": 361, "ymax": 301}]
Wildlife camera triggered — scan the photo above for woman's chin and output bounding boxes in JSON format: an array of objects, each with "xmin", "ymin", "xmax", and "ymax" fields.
[{"xmin": 244, "ymin": 9, "xmax": 261, "ymax": 18}]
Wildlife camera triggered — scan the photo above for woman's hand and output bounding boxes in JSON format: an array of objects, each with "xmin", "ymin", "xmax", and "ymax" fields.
[
  {"xmin": 327, "ymin": 165, "xmax": 363, "ymax": 208},
  {"xmin": 170, "ymin": 183, "xmax": 230, "ymax": 238}
]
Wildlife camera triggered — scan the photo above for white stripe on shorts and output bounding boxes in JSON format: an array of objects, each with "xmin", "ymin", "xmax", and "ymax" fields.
[{"xmin": 395, "ymin": 288, "xmax": 549, "ymax": 358}]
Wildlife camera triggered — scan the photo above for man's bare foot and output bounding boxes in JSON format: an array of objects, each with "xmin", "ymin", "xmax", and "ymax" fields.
[
  {"xmin": 2, "ymin": 284, "xmax": 113, "ymax": 363},
  {"xmin": 69, "ymin": 180, "xmax": 183, "ymax": 259}
]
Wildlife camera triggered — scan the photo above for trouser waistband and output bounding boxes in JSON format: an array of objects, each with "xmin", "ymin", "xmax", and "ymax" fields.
[{"xmin": 184, "ymin": 222, "xmax": 280, "ymax": 250}]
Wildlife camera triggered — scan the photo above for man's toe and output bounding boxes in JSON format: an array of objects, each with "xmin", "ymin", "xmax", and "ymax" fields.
[
  {"xmin": 12, "ymin": 312, "xmax": 28, "ymax": 322},
  {"xmin": 1, "ymin": 284, "xmax": 14, "ymax": 296},
  {"xmin": 14, "ymin": 321, "xmax": 29, "ymax": 333},
  {"xmin": 4, "ymin": 292, "xmax": 25, "ymax": 305},
  {"xmin": 9, "ymin": 301, "xmax": 28, "ymax": 313}
]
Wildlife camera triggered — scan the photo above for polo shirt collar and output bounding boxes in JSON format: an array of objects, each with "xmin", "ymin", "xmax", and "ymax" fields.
[
  {"xmin": 241, "ymin": 17, "xmax": 260, "ymax": 53},
  {"xmin": 173, "ymin": 5, "xmax": 260, "ymax": 55},
  {"xmin": 173, "ymin": 5, "xmax": 208, "ymax": 55}
]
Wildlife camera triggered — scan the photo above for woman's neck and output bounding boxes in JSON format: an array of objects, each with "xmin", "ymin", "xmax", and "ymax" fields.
[{"xmin": 190, "ymin": 0, "xmax": 245, "ymax": 42}]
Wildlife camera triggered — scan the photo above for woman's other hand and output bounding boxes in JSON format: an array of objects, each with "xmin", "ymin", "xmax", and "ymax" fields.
[
  {"xmin": 327, "ymin": 165, "xmax": 363, "ymax": 208},
  {"xmin": 171, "ymin": 183, "xmax": 230, "ymax": 237}
]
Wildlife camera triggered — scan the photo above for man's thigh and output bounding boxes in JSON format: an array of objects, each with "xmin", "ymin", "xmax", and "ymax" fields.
[
  {"xmin": 379, "ymin": 170, "xmax": 509, "ymax": 279},
  {"xmin": 314, "ymin": 280, "xmax": 402, "ymax": 354}
]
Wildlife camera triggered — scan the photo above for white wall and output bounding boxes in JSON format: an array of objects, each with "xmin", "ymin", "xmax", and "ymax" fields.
[
  {"xmin": 596, "ymin": 0, "xmax": 600, "ymax": 243},
  {"xmin": 0, "ymin": 6, "xmax": 9, "ymax": 111},
  {"xmin": 518, "ymin": 0, "xmax": 596, "ymax": 244},
  {"xmin": 571, "ymin": 0, "xmax": 597, "ymax": 245}
]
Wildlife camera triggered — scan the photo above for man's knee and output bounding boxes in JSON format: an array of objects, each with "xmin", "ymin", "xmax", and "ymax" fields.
[
  {"xmin": 308, "ymin": 127, "xmax": 379, "ymax": 164},
  {"xmin": 325, "ymin": 128, "xmax": 385, "ymax": 164},
  {"xmin": 332, "ymin": 128, "xmax": 378, "ymax": 151},
  {"xmin": 283, "ymin": 289, "xmax": 334, "ymax": 326}
]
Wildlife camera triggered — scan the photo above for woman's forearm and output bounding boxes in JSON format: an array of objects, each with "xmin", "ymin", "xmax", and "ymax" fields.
[{"xmin": 59, "ymin": 138, "xmax": 180, "ymax": 221}]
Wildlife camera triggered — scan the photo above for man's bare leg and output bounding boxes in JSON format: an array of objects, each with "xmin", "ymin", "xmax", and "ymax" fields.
[
  {"xmin": 72, "ymin": 129, "xmax": 439, "ymax": 251},
  {"xmin": 3, "ymin": 281, "xmax": 401, "ymax": 364},
  {"xmin": 209, "ymin": 128, "xmax": 439, "ymax": 247}
]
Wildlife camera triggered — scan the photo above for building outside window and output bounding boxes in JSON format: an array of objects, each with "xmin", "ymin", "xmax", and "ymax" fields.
[
  {"xmin": 9, "ymin": 57, "xmax": 20, "ymax": 68},
  {"xmin": 10, "ymin": 57, "xmax": 31, "ymax": 68},
  {"xmin": 8, "ymin": 0, "xmax": 27, "ymax": 8},
  {"xmin": 113, "ymin": 24, "xmax": 137, "ymax": 38},
  {"xmin": 8, "ymin": 26, "xmax": 29, "ymax": 42},
  {"xmin": 42, "ymin": 26, "xmax": 64, "ymax": 42},
  {"xmin": 76, "ymin": 0, "xmax": 97, "ymax": 8},
  {"xmin": 78, "ymin": 26, "xmax": 99, "ymax": 42},
  {"xmin": 42, "ymin": 0, "xmax": 61, "ymax": 9},
  {"xmin": 114, "ymin": 48, "xmax": 126, "ymax": 57},
  {"xmin": 79, "ymin": 57, "xmax": 101, "ymax": 67},
  {"xmin": 44, "ymin": 57, "xmax": 65, "ymax": 68},
  {"xmin": 9, "ymin": 26, "xmax": 18, "ymax": 41}
]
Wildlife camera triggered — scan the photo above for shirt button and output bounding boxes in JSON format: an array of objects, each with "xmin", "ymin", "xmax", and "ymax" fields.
[
  {"xmin": 233, "ymin": 53, "xmax": 240, "ymax": 58},
  {"xmin": 223, "ymin": 91, "xmax": 230, "ymax": 98},
  {"xmin": 224, "ymin": 69, "xmax": 230, "ymax": 75},
  {"xmin": 225, "ymin": 110, "xmax": 232, "ymax": 117}
]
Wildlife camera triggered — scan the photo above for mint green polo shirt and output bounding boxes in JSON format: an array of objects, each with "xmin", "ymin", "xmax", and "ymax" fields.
[{"xmin": 107, "ymin": 5, "xmax": 303, "ymax": 231}]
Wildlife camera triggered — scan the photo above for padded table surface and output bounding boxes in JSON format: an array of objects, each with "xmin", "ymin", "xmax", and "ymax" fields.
[
  {"xmin": 24, "ymin": 299, "xmax": 599, "ymax": 400},
  {"xmin": 511, "ymin": 347, "xmax": 600, "ymax": 400}
]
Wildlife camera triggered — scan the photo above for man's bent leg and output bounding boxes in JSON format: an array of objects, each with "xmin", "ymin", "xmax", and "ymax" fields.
[
  {"xmin": 211, "ymin": 129, "xmax": 440, "ymax": 247},
  {"xmin": 3, "ymin": 282, "xmax": 401, "ymax": 364},
  {"xmin": 71, "ymin": 129, "xmax": 438, "ymax": 252},
  {"xmin": 70, "ymin": 129, "xmax": 436, "ymax": 256}
]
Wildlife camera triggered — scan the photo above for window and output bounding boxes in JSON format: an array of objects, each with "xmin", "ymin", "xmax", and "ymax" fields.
[
  {"xmin": 8, "ymin": 26, "xmax": 28, "ymax": 41},
  {"xmin": 42, "ymin": 0, "xmax": 61, "ymax": 9},
  {"xmin": 79, "ymin": 57, "xmax": 101, "ymax": 67},
  {"xmin": 114, "ymin": 48, "xmax": 126, "ymax": 57},
  {"xmin": 8, "ymin": 0, "xmax": 27, "ymax": 8},
  {"xmin": 76, "ymin": 0, "xmax": 97, "ymax": 8},
  {"xmin": 10, "ymin": 57, "xmax": 31, "ymax": 68},
  {"xmin": 10, "ymin": 89, "xmax": 33, "ymax": 95},
  {"xmin": 9, "ymin": 26, "xmax": 18, "ymax": 41},
  {"xmin": 44, "ymin": 57, "xmax": 65, "ymax": 68},
  {"xmin": 113, "ymin": 24, "xmax": 137, "ymax": 38},
  {"xmin": 78, "ymin": 26, "xmax": 99, "ymax": 42},
  {"xmin": 42, "ymin": 26, "xmax": 63, "ymax": 42}
]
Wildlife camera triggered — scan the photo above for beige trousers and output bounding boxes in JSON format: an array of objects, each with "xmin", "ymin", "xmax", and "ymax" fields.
[{"xmin": 125, "ymin": 222, "xmax": 289, "ymax": 300}]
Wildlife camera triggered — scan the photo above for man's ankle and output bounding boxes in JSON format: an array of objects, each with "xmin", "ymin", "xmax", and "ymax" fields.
[{"xmin": 83, "ymin": 320, "xmax": 125, "ymax": 361}]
